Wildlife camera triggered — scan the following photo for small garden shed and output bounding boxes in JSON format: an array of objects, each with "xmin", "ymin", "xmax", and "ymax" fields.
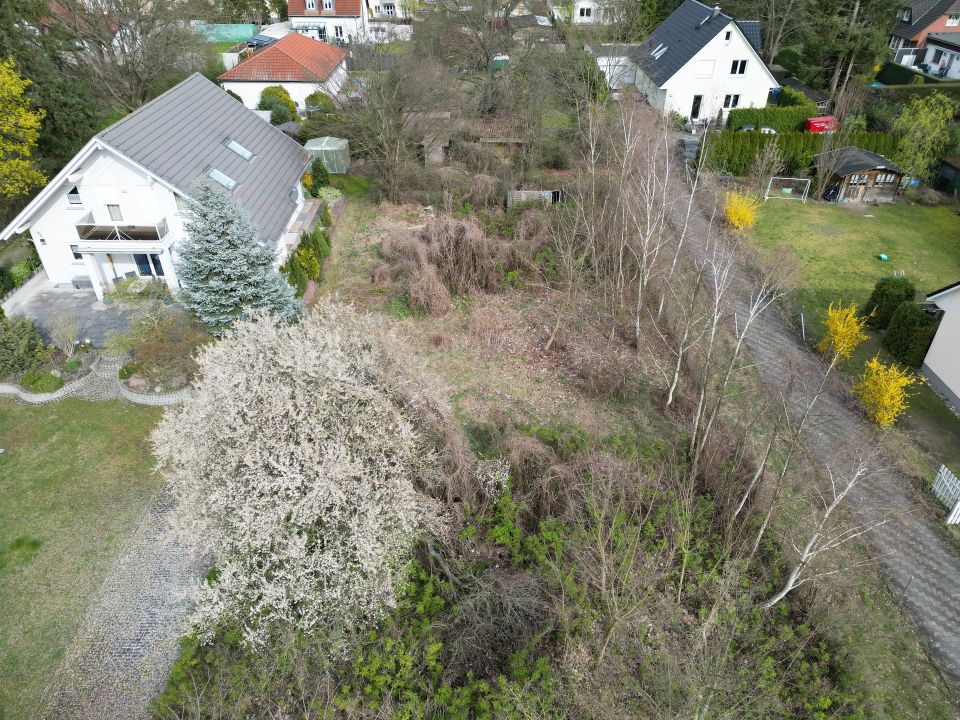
[
  {"xmin": 815, "ymin": 146, "xmax": 904, "ymax": 203},
  {"xmin": 304, "ymin": 137, "xmax": 350, "ymax": 174}
]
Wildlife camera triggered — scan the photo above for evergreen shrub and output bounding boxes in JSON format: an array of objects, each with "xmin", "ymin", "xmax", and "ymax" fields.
[
  {"xmin": 863, "ymin": 276, "xmax": 916, "ymax": 329},
  {"xmin": 883, "ymin": 301, "xmax": 940, "ymax": 367}
]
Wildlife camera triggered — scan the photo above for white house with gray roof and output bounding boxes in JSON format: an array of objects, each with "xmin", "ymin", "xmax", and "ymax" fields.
[
  {"xmin": 587, "ymin": 1, "xmax": 777, "ymax": 124},
  {"xmin": 0, "ymin": 74, "xmax": 310, "ymax": 302}
]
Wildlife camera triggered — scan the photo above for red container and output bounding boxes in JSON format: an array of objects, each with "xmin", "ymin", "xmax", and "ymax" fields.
[{"xmin": 805, "ymin": 116, "xmax": 838, "ymax": 133}]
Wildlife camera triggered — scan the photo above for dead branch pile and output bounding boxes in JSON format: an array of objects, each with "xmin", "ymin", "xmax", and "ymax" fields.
[{"xmin": 422, "ymin": 214, "xmax": 505, "ymax": 295}]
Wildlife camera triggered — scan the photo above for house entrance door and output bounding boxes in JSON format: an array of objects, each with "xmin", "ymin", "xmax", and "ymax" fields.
[{"xmin": 691, "ymin": 95, "xmax": 703, "ymax": 120}]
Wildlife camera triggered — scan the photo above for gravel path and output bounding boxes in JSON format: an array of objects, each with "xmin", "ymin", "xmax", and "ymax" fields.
[
  {"xmin": 38, "ymin": 491, "xmax": 202, "ymax": 720},
  {"xmin": 679, "ymin": 188, "xmax": 960, "ymax": 690}
]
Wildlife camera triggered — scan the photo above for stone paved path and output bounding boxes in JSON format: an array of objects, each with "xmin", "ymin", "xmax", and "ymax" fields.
[
  {"xmin": 678, "ymin": 189, "xmax": 960, "ymax": 690},
  {"xmin": 37, "ymin": 491, "xmax": 202, "ymax": 720}
]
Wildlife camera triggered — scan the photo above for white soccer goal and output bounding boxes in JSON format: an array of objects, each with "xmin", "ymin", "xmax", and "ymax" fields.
[{"xmin": 764, "ymin": 176, "xmax": 811, "ymax": 203}]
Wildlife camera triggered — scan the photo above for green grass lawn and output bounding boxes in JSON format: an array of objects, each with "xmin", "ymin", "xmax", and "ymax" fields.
[
  {"xmin": 750, "ymin": 201, "xmax": 960, "ymax": 473},
  {"xmin": 0, "ymin": 400, "xmax": 161, "ymax": 720},
  {"xmin": 208, "ymin": 41, "xmax": 238, "ymax": 53}
]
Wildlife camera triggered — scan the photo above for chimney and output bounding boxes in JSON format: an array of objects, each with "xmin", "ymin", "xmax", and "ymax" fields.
[{"xmin": 712, "ymin": 5, "xmax": 721, "ymax": 18}]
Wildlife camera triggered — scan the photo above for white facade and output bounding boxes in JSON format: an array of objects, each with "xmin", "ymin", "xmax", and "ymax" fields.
[
  {"xmin": 923, "ymin": 285, "xmax": 960, "ymax": 407},
  {"xmin": 572, "ymin": 0, "xmax": 600, "ymax": 23},
  {"xmin": 290, "ymin": 0, "xmax": 412, "ymax": 43},
  {"xmin": 4, "ymin": 140, "xmax": 302, "ymax": 302},
  {"xmin": 222, "ymin": 63, "xmax": 348, "ymax": 111},
  {"xmin": 589, "ymin": 19, "xmax": 777, "ymax": 124},
  {"xmin": 647, "ymin": 22, "xmax": 776, "ymax": 122}
]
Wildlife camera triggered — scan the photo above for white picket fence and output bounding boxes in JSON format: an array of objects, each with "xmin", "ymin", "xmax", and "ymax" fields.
[{"xmin": 932, "ymin": 465, "xmax": 960, "ymax": 524}]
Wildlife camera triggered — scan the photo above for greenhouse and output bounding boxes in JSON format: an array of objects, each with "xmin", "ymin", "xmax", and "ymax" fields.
[{"xmin": 304, "ymin": 137, "xmax": 350, "ymax": 175}]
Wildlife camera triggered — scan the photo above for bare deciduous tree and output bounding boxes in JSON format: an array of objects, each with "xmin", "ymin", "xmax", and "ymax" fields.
[{"xmin": 59, "ymin": 0, "xmax": 213, "ymax": 111}]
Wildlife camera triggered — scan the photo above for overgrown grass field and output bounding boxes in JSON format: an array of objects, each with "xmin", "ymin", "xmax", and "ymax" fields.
[{"xmin": 0, "ymin": 400, "xmax": 160, "ymax": 719}]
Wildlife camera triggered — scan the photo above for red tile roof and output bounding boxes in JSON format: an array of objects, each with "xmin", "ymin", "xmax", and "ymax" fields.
[
  {"xmin": 219, "ymin": 34, "xmax": 348, "ymax": 83},
  {"xmin": 288, "ymin": 0, "xmax": 363, "ymax": 17}
]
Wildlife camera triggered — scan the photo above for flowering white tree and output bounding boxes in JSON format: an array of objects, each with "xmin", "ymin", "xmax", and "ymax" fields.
[{"xmin": 153, "ymin": 302, "xmax": 444, "ymax": 645}]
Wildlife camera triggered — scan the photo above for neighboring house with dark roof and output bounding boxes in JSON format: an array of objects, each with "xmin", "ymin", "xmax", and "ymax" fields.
[
  {"xmin": 890, "ymin": 0, "xmax": 960, "ymax": 52},
  {"xmin": 814, "ymin": 147, "xmax": 904, "ymax": 203},
  {"xmin": 219, "ymin": 33, "xmax": 348, "ymax": 110},
  {"xmin": 587, "ymin": 1, "xmax": 777, "ymax": 123},
  {"xmin": 288, "ymin": 0, "xmax": 412, "ymax": 43},
  {"xmin": 780, "ymin": 76, "xmax": 830, "ymax": 113},
  {"xmin": 922, "ymin": 281, "xmax": 960, "ymax": 407},
  {"xmin": 0, "ymin": 74, "xmax": 310, "ymax": 302}
]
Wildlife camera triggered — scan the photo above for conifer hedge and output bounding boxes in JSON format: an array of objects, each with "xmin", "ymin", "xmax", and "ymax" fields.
[{"xmin": 702, "ymin": 130, "xmax": 899, "ymax": 176}]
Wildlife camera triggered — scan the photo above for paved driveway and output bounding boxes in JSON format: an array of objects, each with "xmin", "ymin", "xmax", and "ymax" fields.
[{"xmin": 2, "ymin": 274, "xmax": 133, "ymax": 347}]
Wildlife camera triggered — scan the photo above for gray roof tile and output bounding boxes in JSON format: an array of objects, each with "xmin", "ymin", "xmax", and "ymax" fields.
[
  {"xmin": 736, "ymin": 20, "xmax": 762, "ymax": 55},
  {"xmin": 98, "ymin": 74, "xmax": 309, "ymax": 243},
  {"xmin": 631, "ymin": 0, "xmax": 735, "ymax": 86},
  {"xmin": 814, "ymin": 146, "xmax": 903, "ymax": 177}
]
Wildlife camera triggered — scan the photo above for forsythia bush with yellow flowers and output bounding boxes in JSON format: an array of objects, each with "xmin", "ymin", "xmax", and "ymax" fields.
[
  {"xmin": 724, "ymin": 190, "xmax": 760, "ymax": 231},
  {"xmin": 852, "ymin": 356, "xmax": 917, "ymax": 429},
  {"xmin": 818, "ymin": 302, "xmax": 869, "ymax": 360}
]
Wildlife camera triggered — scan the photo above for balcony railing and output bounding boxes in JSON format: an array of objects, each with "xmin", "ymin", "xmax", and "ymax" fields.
[{"xmin": 75, "ymin": 213, "xmax": 169, "ymax": 242}]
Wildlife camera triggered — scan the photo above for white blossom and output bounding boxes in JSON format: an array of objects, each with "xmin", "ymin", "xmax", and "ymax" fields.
[{"xmin": 153, "ymin": 301, "xmax": 444, "ymax": 645}]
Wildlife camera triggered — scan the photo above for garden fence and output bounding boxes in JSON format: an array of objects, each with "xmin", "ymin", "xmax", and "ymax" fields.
[{"xmin": 932, "ymin": 465, "xmax": 960, "ymax": 524}]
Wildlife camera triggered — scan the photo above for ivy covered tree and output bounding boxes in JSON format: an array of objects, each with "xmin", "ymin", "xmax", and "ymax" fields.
[{"xmin": 176, "ymin": 182, "xmax": 302, "ymax": 335}]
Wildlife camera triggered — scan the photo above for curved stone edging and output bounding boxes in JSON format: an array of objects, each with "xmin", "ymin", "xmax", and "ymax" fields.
[
  {"xmin": 0, "ymin": 352, "xmax": 190, "ymax": 406},
  {"xmin": 0, "ymin": 357, "xmax": 102, "ymax": 405},
  {"xmin": 115, "ymin": 378, "xmax": 191, "ymax": 407}
]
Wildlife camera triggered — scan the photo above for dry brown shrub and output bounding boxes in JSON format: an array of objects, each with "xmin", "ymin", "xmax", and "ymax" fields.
[
  {"xmin": 407, "ymin": 266, "xmax": 452, "ymax": 316},
  {"xmin": 465, "ymin": 173, "xmax": 502, "ymax": 207},
  {"xmin": 421, "ymin": 214, "xmax": 504, "ymax": 294},
  {"xmin": 511, "ymin": 209, "xmax": 554, "ymax": 270},
  {"xmin": 441, "ymin": 568, "xmax": 550, "ymax": 683},
  {"xmin": 370, "ymin": 262, "xmax": 391, "ymax": 286},
  {"xmin": 429, "ymin": 332, "xmax": 454, "ymax": 349},
  {"xmin": 380, "ymin": 230, "xmax": 429, "ymax": 271},
  {"xmin": 467, "ymin": 303, "xmax": 509, "ymax": 352}
]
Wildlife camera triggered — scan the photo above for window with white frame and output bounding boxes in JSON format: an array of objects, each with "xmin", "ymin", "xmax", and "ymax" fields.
[
  {"xmin": 730, "ymin": 59, "xmax": 747, "ymax": 74},
  {"xmin": 723, "ymin": 94, "xmax": 740, "ymax": 109},
  {"xmin": 579, "ymin": 6, "xmax": 591, "ymax": 16},
  {"xmin": 849, "ymin": 174, "xmax": 867, "ymax": 185},
  {"xmin": 724, "ymin": 30, "xmax": 731, "ymax": 42},
  {"xmin": 107, "ymin": 204, "xmax": 122, "ymax": 221},
  {"xmin": 948, "ymin": 14, "xmax": 960, "ymax": 26},
  {"xmin": 323, "ymin": 0, "xmax": 333, "ymax": 9},
  {"xmin": 902, "ymin": 8, "xmax": 910, "ymax": 22},
  {"xmin": 334, "ymin": 25, "xmax": 344, "ymax": 37},
  {"xmin": 70, "ymin": 244, "xmax": 82, "ymax": 261},
  {"xmin": 306, "ymin": 0, "xmax": 316, "ymax": 8},
  {"xmin": 384, "ymin": 2, "xmax": 395, "ymax": 14},
  {"xmin": 67, "ymin": 186, "xmax": 81, "ymax": 205}
]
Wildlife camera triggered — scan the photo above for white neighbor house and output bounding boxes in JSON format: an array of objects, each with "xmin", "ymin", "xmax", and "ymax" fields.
[
  {"xmin": 923, "ymin": 282, "xmax": 960, "ymax": 407},
  {"xmin": 587, "ymin": 0, "xmax": 777, "ymax": 123},
  {"xmin": 0, "ymin": 74, "xmax": 310, "ymax": 302},
  {"xmin": 288, "ymin": 0, "xmax": 413, "ymax": 43},
  {"xmin": 219, "ymin": 33, "xmax": 348, "ymax": 111}
]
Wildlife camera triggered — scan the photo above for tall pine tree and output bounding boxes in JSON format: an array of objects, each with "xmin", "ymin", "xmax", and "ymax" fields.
[{"xmin": 177, "ymin": 183, "xmax": 302, "ymax": 335}]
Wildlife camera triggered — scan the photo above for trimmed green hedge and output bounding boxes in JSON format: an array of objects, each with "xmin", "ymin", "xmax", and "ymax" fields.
[
  {"xmin": 875, "ymin": 61, "xmax": 933, "ymax": 86},
  {"xmin": 702, "ymin": 130, "xmax": 899, "ymax": 176},
  {"xmin": 883, "ymin": 301, "xmax": 940, "ymax": 367},
  {"xmin": 871, "ymin": 83, "xmax": 960, "ymax": 104},
  {"xmin": 864, "ymin": 276, "xmax": 917, "ymax": 329},
  {"xmin": 727, "ymin": 102, "xmax": 818, "ymax": 133}
]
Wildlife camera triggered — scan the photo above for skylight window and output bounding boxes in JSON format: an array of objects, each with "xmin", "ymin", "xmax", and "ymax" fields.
[
  {"xmin": 225, "ymin": 138, "xmax": 253, "ymax": 160},
  {"xmin": 208, "ymin": 168, "xmax": 238, "ymax": 191}
]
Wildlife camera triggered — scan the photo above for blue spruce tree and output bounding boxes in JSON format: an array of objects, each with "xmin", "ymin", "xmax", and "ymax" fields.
[{"xmin": 177, "ymin": 183, "xmax": 302, "ymax": 335}]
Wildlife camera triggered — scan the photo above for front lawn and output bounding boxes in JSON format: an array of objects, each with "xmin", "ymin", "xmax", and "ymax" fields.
[
  {"xmin": 0, "ymin": 400, "xmax": 161, "ymax": 720},
  {"xmin": 750, "ymin": 200, "xmax": 960, "ymax": 472}
]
